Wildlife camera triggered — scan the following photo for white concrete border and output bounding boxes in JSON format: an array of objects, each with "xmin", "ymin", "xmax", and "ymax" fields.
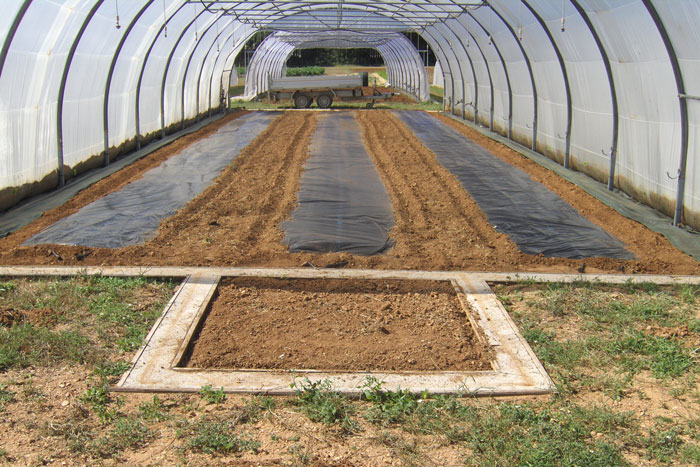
[
  {"xmin": 113, "ymin": 270, "xmax": 555, "ymax": 396},
  {"xmin": 1, "ymin": 266, "xmax": 699, "ymax": 285}
]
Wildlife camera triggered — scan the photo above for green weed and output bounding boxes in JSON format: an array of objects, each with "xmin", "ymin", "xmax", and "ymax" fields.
[
  {"xmin": 360, "ymin": 377, "xmax": 420, "ymax": 425},
  {"xmin": 199, "ymin": 385, "xmax": 226, "ymax": 404},
  {"xmin": 460, "ymin": 403, "xmax": 631, "ymax": 466},
  {"xmin": 0, "ymin": 323, "xmax": 94, "ymax": 371},
  {"xmin": 182, "ymin": 416, "xmax": 260, "ymax": 454},
  {"xmin": 291, "ymin": 378, "xmax": 358, "ymax": 432},
  {"xmin": 139, "ymin": 395, "xmax": 168, "ymax": 422},
  {"xmin": 0, "ymin": 383, "xmax": 15, "ymax": 408},
  {"xmin": 80, "ymin": 378, "xmax": 123, "ymax": 423},
  {"xmin": 94, "ymin": 360, "xmax": 131, "ymax": 379}
]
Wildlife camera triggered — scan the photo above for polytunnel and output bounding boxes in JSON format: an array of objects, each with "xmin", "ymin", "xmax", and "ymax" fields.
[
  {"xmin": 1, "ymin": 0, "xmax": 699, "ymax": 232},
  {"xmin": 242, "ymin": 31, "xmax": 430, "ymax": 101}
]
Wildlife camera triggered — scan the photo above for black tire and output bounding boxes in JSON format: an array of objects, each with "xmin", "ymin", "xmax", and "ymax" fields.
[
  {"xmin": 294, "ymin": 94, "xmax": 311, "ymax": 109},
  {"xmin": 317, "ymin": 94, "xmax": 333, "ymax": 109}
]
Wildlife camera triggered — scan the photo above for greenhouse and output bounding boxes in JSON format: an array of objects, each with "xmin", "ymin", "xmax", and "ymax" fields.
[
  {"xmin": 1, "ymin": 1, "xmax": 699, "ymax": 230},
  {"xmin": 2, "ymin": 1, "xmax": 700, "ymax": 464}
]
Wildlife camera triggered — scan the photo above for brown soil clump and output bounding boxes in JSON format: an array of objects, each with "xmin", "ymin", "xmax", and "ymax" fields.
[{"xmin": 184, "ymin": 277, "xmax": 491, "ymax": 371}]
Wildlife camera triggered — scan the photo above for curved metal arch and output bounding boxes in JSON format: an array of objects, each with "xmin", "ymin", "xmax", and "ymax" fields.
[
  {"xmin": 429, "ymin": 24, "xmax": 475, "ymax": 122},
  {"xmin": 180, "ymin": 17, "xmax": 239, "ymax": 129},
  {"xmin": 56, "ymin": 0, "xmax": 105, "ymax": 187},
  {"xmin": 521, "ymin": 0, "xmax": 572, "ymax": 168},
  {"xmin": 568, "ymin": 0, "xmax": 619, "ymax": 192},
  {"xmin": 446, "ymin": 18, "xmax": 495, "ymax": 131},
  {"xmin": 206, "ymin": 25, "xmax": 251, "ymax": 115},
  {"xmin": 134, "ymin": 1, "xmax": 191, "ymax": 148},
  {"xmin": 462, "ymin": 10, "xmax": 513, "ymax": 138},
  {"xmin": 0, "ymin": 0, "xmax": 33, "ymax": 81},
  {"xmin": 208, "ymin": 29, "xmax": 265, "ymax": 114},
  {"xmin": 197, "ymin": 28, "xmax": 258, "ymax": 119},
  {"xmin": 103, "ymin": 0, "xmax": 156, "ymax": 168},
  {"xmin": 420, "ymin": 28, "xmax": 457, "ymax": 114},
  {"xmin": 641, "ymin": 0, "xmax": 689, "ymax": 226},
  {"xmin": 485, "ymin": 2, "xmax": 538, "ymax": 150},
  {"xmin": 160, "ymin": 7, "xmax": 219, "ymax": 137}
]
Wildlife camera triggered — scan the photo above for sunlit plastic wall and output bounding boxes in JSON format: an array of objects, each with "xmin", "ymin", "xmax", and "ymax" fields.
[
  {"xmin": 0, "ymin": 0, "xmax": 254, "ymax": 210},
  {"xmin": 425, "ymin": 0, "xmax": 700, "ymax": 227}
]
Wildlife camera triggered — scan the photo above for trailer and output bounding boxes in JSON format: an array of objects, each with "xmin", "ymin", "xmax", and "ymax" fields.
[{"xmin": 266, "ymin": 73, "xmax": 394, "ymax": 109}]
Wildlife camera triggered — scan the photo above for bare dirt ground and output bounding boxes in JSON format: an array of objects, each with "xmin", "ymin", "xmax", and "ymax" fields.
[
  {"xmin": 185, "ymin": 278, "xmax": 491, "ymax": 371},
  {"xmin": 0, "ymin": 110, "xmax": 697, "ymax": 276}
]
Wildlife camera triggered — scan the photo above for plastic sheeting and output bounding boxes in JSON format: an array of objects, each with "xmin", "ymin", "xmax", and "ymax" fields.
[
  {"xmin": 395, "ymin": 111, "xmax": 634, "ymax": 259},
  {"xmin": 25, "ymin": 112, "xmax": 278, "ymax": 247},
  {"xmin": 282, "ymin": 112, "xmax": 395, "ymax": 255}
]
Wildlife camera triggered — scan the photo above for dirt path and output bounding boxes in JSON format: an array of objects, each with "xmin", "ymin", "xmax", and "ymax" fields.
[{"xmin": 0, "ymin": 110, "xmax": 697, "ymax": 275}]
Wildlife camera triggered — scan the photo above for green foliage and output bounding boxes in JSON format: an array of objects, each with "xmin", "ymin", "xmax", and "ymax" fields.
[
  {"xmin": 199, "ymin": 385, "xmax": 226, "ymax": 404},
  {"xmin": 645, "ymin": 426, "xmax": 685, "ymax": 462},
  {"xmin": 0, "ymin": 383, "xmax": 15, "ymax": 412},
  {"xmin": 0, "ymin": 281, "xmax": 16, "ymax": 295},
  {"xmin": 360, "ymin": 377, "xmax": 420, "ymax": 425},
  {"xmin": 243, "ymin": 395, "xmax": 276, "ymax": 420},
  {"xmin": 286, "ymin": 48, "xmax": 383, "ymax": 67},
  {"xmin": 94, "ymin": 360, "xmax": 131, "ymax": 379},
  {"xmin": 291, "ymin": 378, "xmax": 358, "ymax": 432},
  {"xmin": 460, "ymin": 403, "xmax": 632, "ymax": 466},
  {"xmin": 80, "ymin": 378, "xmax": 123, "ymax": 423},
  {"xmin": 138, "ymin": 395, "xmax": 168, "ymax": 422},
  {"xmin": 607, "ymin": 330, "xmax": 694, "ymax": 378},
  {"xmin": 182, "ymin": 416, "xmax": 260, "ymax": 454},
  {"xmin": 286, "ymin": 66, "xmax": 325, "ymax": 77},
  {"xmin": 0, "ymin": 323, "xmax": 93, "ymax": 371},
  {"xmin": 0, "ymin": 276, "xmax": 173, "ymax": 371}
]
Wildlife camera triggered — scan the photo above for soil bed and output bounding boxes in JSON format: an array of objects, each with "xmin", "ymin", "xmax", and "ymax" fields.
[
  {"xmin": 0, "ymin": 110, "xmax": 697, "ymax": 276},
  {"xmin": 184, "ymin": 277, "xmax": 491, "ymax": 371}
]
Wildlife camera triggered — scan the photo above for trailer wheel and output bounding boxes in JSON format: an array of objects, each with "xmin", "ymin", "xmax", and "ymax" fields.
[
  {"xmin": 294, "ymin": 94, "xmax": 311, "ymax": 109},
  {"xmin": 317, "ymin": 94, "xmax": 333, "ymax": 109}
]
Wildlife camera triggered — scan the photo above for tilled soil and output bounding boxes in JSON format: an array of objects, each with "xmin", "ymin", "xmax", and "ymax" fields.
[
  {"xmin": 0, "ymin": 109, "xmax": 698, "ymax": 275},
  {"xmin": 184, "ymin": 278, "xmax": 491, "ymax": 371}
]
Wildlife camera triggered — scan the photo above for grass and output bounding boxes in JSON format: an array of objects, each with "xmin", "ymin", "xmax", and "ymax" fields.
[
  {"xmin": 178, "ymin": 416, "xmax": 260, "ymax": 454},
  {"xmin": 3, "ymin": 278, "xmax": 700, "ymax": 464},
  {"xmin": 502, "ymin": 282, "xmax": 700, "ymax": 393},
  {"xmin": 291, "ymin": 378, "xmax": 358, "ymax": 433},
  {"xmin": 430, "ymin": 85, "xmax": 444, "ymax": 103},
  {"xmin": 199, "ymin": 384, "xmax": 226, "ymax": 404},
  {"xmin": 0, "ymin": 276, "xmax": 174, "ymax": 372}
]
